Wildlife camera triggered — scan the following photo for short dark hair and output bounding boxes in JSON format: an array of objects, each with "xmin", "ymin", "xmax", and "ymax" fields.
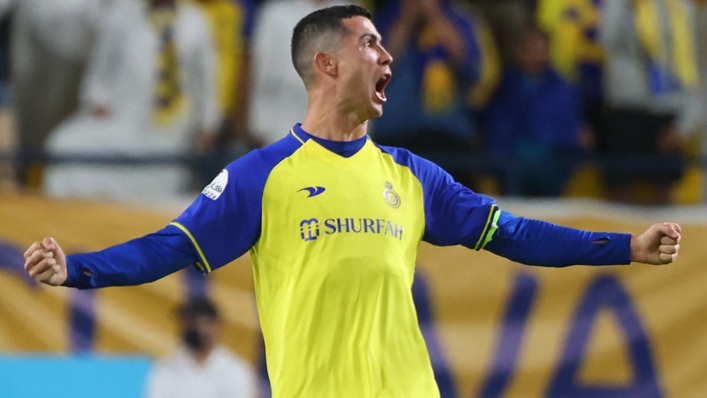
[
  {"xmin": 291, "ymin": 5, "xmax": 373, "ymax": 84},
  {"xmin": 178, "ymin": 297, "xmax": 219, "ymax": 321}
]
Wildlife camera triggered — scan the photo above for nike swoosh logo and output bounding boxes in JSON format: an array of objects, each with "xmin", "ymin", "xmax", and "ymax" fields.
[{"xmin": 298, "ymin": 186, "xmax": 326, "ymax": 197}]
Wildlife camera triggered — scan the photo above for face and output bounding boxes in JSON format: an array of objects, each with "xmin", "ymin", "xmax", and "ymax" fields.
[
  {"xmin": 180, "ymin": 315, "xmax": 219, "ymax": 352},
  {"xmin": 334, "ymin": 16, "xmax": 393, "ymax": 120},
  {"xmin": 516, "ymin": 31, "xmax": 550, "ymax": 76}
]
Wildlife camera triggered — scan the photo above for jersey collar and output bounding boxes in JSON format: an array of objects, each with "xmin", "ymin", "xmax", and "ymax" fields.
[{"xmin": 290, "ymin": 123, "xmax": 368, "ymax": 159}]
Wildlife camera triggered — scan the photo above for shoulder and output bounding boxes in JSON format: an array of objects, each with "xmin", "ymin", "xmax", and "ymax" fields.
[
  {"xmin": 149, "ymin": 350, "xmax": 186, "ymax": 377},
  {"xmin": 225, "ymin": 134, "xmax": 301, "ymax": 174},
  {"xmin": 215, "ymin": 134, "xmax": 302, "ymax": 192},
  {"xmin": 212, "ymin": 346, "xmax": 253, "ymax": 372},
  {"xmin": 374, "ymin": 144, "xmax": 448, "ymax": 186}
]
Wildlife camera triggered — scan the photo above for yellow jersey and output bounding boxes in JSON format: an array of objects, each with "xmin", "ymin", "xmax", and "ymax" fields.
[{"xmin": 173, "ymin": 124, "xmax": 498, "ymax": 397}]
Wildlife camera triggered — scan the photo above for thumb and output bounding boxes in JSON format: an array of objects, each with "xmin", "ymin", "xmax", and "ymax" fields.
[
  {"xmin": 656, "ymin": 223, "xmax": 679, "ymax": 240},
  {"xmin": 42, "ymin": 237, "xmax": 56, "ymax": 251}
]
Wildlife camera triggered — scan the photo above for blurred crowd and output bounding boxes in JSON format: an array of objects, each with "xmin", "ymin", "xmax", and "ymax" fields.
[{"xmin": 0, "ymin": 0, "xmax": 706, "ymax": 205}]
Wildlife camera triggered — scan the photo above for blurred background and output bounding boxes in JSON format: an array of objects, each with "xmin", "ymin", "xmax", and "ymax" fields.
[{"xmin": 1, "ymin": 0, "xmax": 707, "ymax": 397}]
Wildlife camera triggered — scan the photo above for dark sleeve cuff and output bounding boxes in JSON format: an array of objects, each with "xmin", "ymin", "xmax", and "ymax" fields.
[{"xmin": 61, "ymin": 256, "xmax": 95, "ymax": 289}]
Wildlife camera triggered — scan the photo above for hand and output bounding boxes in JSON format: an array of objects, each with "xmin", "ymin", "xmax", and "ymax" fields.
[
  {"xmin": 23, "ymin": 237, "xmax": 68, "ymax": 286},
  {"xmin": 578, "ymin": 126, "xmax": 596, "ymax": 152},
  {"xmin": 93, "ymin": 104, "xmax": 111, "ymax": 118},
  {"xmin": 195, "ymin": 129, "xmax": 216, "ymax": 155},
  {"xmin": 656, "ymin": 123, "xmax": 683, "ymax": 154},
  {"xmin": 420, "ymin": 0, "xmax": 445, "ymax": 20},
  {"xmin": 399, "ymin": 0, "xmax": 423, "ymax": 25},
  {"xmin": 630, "ymin": 222, "xmax": 681, "ymax": 265}
]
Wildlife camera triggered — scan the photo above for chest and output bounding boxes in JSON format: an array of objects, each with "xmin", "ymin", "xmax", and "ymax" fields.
[{"xmin": 258, "ymin": 143, "xmax": 425, "ymax": 252}]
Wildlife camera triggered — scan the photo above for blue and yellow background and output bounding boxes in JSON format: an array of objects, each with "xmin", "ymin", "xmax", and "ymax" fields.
[{"xmin": 0, "ymin": 194, "xmax": 705, "ymax": 397}]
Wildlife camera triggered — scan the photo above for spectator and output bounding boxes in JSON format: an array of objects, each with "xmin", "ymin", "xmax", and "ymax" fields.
[
  {"xmin": 190, "ymin": 0, "xmax": 256, "ymax": 184},
  {"xmin": 371, "ymin": 0, "xmax": 500, "ymax": 187},
  {"xmin": 10, "ymin": 0, "xmax": 106, "ymax": 189},
  {"xmin": 43, "ymin": 0, "xmax": 219, "ymax": 202},
  {"xmin": 249, "ymin": 0, "xmax": 350, "ymax": 146},
  {"xmin": 599, "ymin": 0, "xmax": 699, "ymax": 205},
  {"xmin": 0, "ymin": 2, "xmax": 13, "ymax": 191},
  {"xmin": 146, "ymin": 297, "xmax": 256, "ymax": 398},
  {"xmin": 482, "ymin": 26, "xmax": 587, "ymax": 197},
  {"xmin": 536, "ymin": 0, "xmax": 604, "ymax": 131}
]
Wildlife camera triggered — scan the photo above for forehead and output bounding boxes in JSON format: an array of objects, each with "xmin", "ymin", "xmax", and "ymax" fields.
[{"xmin": 342, "ymin": 16, "xmax": 381, "ymax": 42}]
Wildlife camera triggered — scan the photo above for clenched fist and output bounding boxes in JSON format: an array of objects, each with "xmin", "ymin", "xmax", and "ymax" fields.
[
  {"xmin": 24, "ymin": 237, "xmax": 68, "ymax": 286},
  {"xmin": 630, "ymin": 222, "xmax": 681, "ymax": 265}
]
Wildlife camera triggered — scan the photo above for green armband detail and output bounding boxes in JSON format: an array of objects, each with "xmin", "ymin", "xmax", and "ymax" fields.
[{"xmin": 479, "ymin": 209, "xmax": 501, "ymax": 250}]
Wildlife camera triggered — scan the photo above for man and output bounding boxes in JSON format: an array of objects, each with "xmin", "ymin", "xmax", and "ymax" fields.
[
  {"xmin": 372, "ymin": 0, "xmax": 499, "ymax": 154},
  {"xmin": 24, "ymin": 6, "xmax": 681, "ymax": 398},
  {"xmin": 43, "ymin": 0, "xmax": 219, "ymax": 201},
  {"xmin": 9, "ymin": 0, "xmax": 108, "ymax": 188},
  {"xmin": 599, "ymin": 0, "xmax": 699, "ymax": 204},
  {"xmin": 483, "ymin": 26, "xmax": 590, "ymax": 196},
  {"xmin": 146, "ymin": 298, "xmax": 255, "ymax": 398}
]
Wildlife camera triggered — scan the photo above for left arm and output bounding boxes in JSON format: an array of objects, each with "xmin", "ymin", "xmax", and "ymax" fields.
[
  {"xmin": 406, "ymin": 151, "xmax": 681, "ymax": 266},
  {"xmin": 483, "ymin": 212, "xmax": 681, "ymax": 266},
  {"xmin": 420, "ymin": 0, "xmax": 466, "ymax": 66}
]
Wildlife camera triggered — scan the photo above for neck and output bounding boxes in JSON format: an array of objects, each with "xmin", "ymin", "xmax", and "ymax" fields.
[
  {"xmin": 189, "ymin": 344, "xmax": 214, "ymax": 366},
  {"xmin": 300, "ymin": 90, "xmax": 369, "ymax": 142}
]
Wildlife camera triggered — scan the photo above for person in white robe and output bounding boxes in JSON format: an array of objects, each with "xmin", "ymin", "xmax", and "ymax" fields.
[
  {"xmin": 9, "ymin": 0, "xmax": 107, "ymax": 187},
  {"xmin": 44, "ymin": 0, "xmax": 219, "ymax": 202}
]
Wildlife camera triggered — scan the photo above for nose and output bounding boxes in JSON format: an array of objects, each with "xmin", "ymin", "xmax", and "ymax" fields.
[{"xmin": 379, "ymin": 45, "xmax": 393, "ymax": 66}]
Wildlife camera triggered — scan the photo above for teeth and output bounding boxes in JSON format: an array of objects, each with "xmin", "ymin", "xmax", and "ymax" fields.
[{"xmin": 375, "ymin": 91, "xmax": 387, "ymax": 102}]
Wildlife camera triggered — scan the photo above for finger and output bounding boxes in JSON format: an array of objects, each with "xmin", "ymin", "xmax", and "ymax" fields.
[
  {"xmin": 28, "ymin": 257, "xmax": 56, "ymax": 278},
  {"xmin": 35, "ymin": 263, "xmax": 61, "ymax": 284},
  {"xmin": 660, "ymin": 236, "xmax": 678, "ymax": 245},
  {"xmin": 24, "ymin": 249, "xmax": 52, "ymax": 271},
  {"xmin": 659, "ymin": 244, "xmax": 679, "ymax": 254},
  {"xmin": 42, "ymin": 237, "xmax": 56, "ymax": 252},
  {"xmin": 658, "ymin": 252, "xmax": 675, "ymax": 264},
  {"xmin": 672, "ymin": 223, "xmax": 682, "ymax": 234},
  {"xmin": 23, "ymin": 242, "xmax": 43, "ymax": 260}
]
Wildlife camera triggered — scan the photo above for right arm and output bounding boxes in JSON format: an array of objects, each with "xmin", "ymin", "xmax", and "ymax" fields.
[
  {"xmin": 24, "ymin": 227, "xmax": 198, "ymax": 289},
  {"xmin": 24, "ymin": 145, "xmax": 289, "ymax": 289}
]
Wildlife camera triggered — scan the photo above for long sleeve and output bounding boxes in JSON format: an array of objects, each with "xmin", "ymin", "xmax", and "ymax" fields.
[
  {"xmin": 484, "ymin": 211, "xmax": 632, "ymax": 267},
  {"xmin": 63, "ymin": 225, "xmax": 197, "ymax": 289}
]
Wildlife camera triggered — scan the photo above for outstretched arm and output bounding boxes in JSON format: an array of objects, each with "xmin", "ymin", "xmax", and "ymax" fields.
[
  {"xmin": 483, "ymin": 212, "xmax": 681, "ymax": 267},
  {"xmin": 24, "ymin": 225, "xmax": 197, "ymax": 289}
]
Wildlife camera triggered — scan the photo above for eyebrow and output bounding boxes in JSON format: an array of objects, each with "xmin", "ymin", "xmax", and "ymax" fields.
[{"xmin": 359, "ymin": 33, "xmax": 381, "ymax": 43}]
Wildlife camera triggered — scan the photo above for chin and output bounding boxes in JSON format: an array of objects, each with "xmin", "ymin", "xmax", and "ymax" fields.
[{"xmin": 368, "ymin": 104, "xmax": 384, "ymax": 119}]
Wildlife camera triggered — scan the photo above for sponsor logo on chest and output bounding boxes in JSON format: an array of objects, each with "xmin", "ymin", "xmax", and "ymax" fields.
[{"xmin": 299, "ymin": 217, "xmax": 403, "ymax": 242}]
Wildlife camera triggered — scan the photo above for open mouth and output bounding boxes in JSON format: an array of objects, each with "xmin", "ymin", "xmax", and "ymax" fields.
[{"xmin": 375, "ymin": 73, "xmax": 392, "ymax": 103}]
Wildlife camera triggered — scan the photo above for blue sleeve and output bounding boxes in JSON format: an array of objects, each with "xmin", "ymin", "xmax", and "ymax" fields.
[
  {"xmin": 172, "ymin": 138, "xmax": 299, "ymax": 273},
  {"xmin": 484, "ymin": 211, "xmax": 632, "ymax": 266},
  {"xmin": 379, "ymin": 146, "xmax": 498, "ymax": 249},
  {"xmin": 62, "ymin": 225, "xmax": 196, "ymax": 289},
  {"xmin": 60, "ymin": 138, "xmax": 300, "ymax": 289}
]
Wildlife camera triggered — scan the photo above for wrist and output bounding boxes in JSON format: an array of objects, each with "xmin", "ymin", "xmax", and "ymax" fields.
[{"xmin": 629, "ymin": 235, "xmax": 641, "ymax": 263}]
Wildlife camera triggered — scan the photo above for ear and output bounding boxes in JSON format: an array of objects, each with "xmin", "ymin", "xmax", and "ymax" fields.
[{"xmin": 313, "ymin": 51, "xmax": 338, "ymax": 79}]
